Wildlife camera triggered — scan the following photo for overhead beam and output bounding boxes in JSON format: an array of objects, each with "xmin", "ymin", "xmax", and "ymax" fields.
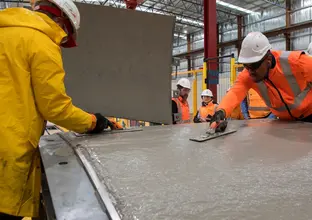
[
  {"xmin": 174, "ymin": 20, "xmax": 312, "ymax": 58},
  {"xmin": 262, "ymin": 0, "xmax": 285, "ymax": 9}
]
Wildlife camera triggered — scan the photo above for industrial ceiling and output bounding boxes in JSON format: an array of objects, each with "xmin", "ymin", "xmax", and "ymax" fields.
[
  {"xmin": 79, "ymin": 0, "xmax": 287, "ymax": 36},
  {"xmin": 0, "ymin": 0, "xmax": 286, "ymax": 39}
]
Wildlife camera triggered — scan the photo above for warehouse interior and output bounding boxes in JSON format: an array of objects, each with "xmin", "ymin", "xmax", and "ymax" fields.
[
  {"xmin": 1, "ymin": 0, "xmax": 312, "ymax": 219},
  {"xmin": 2, "ymin": 0, "xmax": 312, "ymax": 116}
]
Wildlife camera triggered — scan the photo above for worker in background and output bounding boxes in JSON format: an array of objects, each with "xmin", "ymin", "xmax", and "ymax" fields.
[
  {"xmin": 226, "ymin": 88, "xmax": 245, "ymax": 120},
  {"xmin": 240, "ymin": 88, "xmax": 276, "ymax": 119},
  {"xmin": 0, "ymin": 1, "xmax": 116, "ymax": 219},
  {"xmin": 172, "ymin": 78, "xmax": 191, "ymax": 124},
  {"xmin": 193, "ymin": 89, "xmax": 218, "ymax": 123},
  {"xmin": 307, "ymin": 42, "xmax": 312, "ymax": 55},
  {"xmin": 209, "ymin": 31, "xmax": 312, "ymax": 131}
]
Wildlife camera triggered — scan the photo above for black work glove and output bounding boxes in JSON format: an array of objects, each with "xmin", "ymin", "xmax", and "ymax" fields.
[
  {"xmin": 88, "ymin": 113, "xmax": 110, "ymax": 134},
  {"xmin": 209, "ymin": 109, "xmax": 227, "ymax": 132},
  {"xmin": 206, "ymin": 114, "xmax": 213, "ymax": 122},
  {"xmin": 215, "ymin": 120, "xmax": 228, "ymax": 133}
]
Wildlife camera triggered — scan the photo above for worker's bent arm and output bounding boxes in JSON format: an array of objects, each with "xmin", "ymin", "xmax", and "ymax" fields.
[
  {"xmin": 218, "ymin": 70, "xmax": 253, "ymax": 117},
  {"xmin": 29, "ymin": 31, "xmax": 93, "ymax": 133},
  {"xmin": 299, "ymin": 53, "xmax": 312, "ymax": 82}
]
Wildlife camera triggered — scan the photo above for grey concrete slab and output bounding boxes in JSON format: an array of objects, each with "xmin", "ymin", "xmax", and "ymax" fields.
[
  {"xmin": 62, "ymin": 3, "xmax": 175, "ymax": 124},
  {"xmin": 59, "ymin": 120, "xmax": 312, "ymax": 220}
]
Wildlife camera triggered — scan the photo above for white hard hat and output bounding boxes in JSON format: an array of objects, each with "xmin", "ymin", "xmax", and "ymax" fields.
[
  {"xmin": 307, "ymin": 42, "xmax": 312, "ymax": 55},
  {"xmin": 201, "ymin": 89, "xmax": 213, "ymax": 97},
  {"xmin": 177, "ymin": 78, "xmax": 191, "ymax": 89},
  {"xmin": 50, "ymin": 0, "xmax": 80, "ymax": 33},
  {"xmin": 34, "ymin": 0, "xmax": 80, "ymax": 34},
  {"xmin": 34, "ymin": 0, "xmax": 80, "ymax": 47},
  {"xmin": 238, "ymin": 32, "xmax": 272, "ymax": 64}
]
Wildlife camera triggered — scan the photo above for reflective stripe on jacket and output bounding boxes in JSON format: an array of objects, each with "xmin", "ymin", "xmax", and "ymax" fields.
[
  {"xmin": 198, "ymin": 102, "xmax": 218, "ymax": 119},
  {"xmin": 0, "ymin": 8, "xmax": 93, "ymax": 217},
  {"xmin": 218, "ymin": 50, "xmax": 312, "ymax": 120},
  {"xmin": 172, "ymin": 97, "xmax": 191, "ymax": 123},
  {"xmin": 256, "ymin": 51, "xmax": 312, "ymax": 119},
  {"xmin": 247, "ymin": 88, "xmax": 271, "ymax": 119}
]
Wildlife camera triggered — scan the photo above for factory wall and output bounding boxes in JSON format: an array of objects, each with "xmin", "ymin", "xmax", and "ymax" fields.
[{"xmin": 291, "ymin": 0, "xmax": 312, "ymax": 50}]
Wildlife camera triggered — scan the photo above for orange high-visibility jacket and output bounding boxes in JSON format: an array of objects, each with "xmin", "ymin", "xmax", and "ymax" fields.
[
  {"xmin": 247, "ymin": 88, "xmax": 271, "ymax": 118},
  {"xmin": 230, "ymin": 105, "xmax": 245, "ymax": 120},
  {"xmin": 198, "ymin": 102, "xmax": 218, "ymax": 119},
  {"xmin": 218, "ymin": 50, "xmax": 312, "ymax": 120},
  {"xmin": 172, "ymin": 97, "xmax": 191, "ymax": 123}
]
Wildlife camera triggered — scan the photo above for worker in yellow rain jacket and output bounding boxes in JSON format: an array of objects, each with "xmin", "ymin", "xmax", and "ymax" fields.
[
  {"xmin": 193, "ymin": 89, "xmax": 218, "ymax": 123},
  {"xmin": 0, "ymin": 0, "xmax": 114, "ymax": 218}
]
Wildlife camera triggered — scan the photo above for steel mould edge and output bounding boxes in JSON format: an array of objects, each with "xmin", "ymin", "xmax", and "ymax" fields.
[{"xmin": 57, "ymin": 133, "xmax": 121, "ymax": 220}]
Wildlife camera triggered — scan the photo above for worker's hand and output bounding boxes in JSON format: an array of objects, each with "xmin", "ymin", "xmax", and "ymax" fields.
[
  {"xmin": 107, "ymin": 120, "xmax": 123, "ymax": 130},
  {"xmin": 200, "ymin": 117, "xmax": 207, "ymax": 122},
  {"xmin": 88, "ymin": 113, "xmax": 110, "ymax": 134},
  {"xmin": 215, "ymin": 120, "xmax": 228, "ymax": 133},
  {"xmin": 209, "ymin": 109, "xmax": 227, "ymax": 132},
  {"xmin": 206, "ymin": 114, "xmax": 213, "ymax": 122}
]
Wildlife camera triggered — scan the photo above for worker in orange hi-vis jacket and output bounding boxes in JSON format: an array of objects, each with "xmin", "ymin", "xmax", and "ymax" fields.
[
  {"xmin": 193, "ymin": 89, "xmax": 218, "ymax": 123},
  {"xmin": 209, "ymin": 31, "xmax": 312, "ymax": 132},
  {"xmin": 172, "ymin": 78, "xmax": 191, "ymax": 124}
]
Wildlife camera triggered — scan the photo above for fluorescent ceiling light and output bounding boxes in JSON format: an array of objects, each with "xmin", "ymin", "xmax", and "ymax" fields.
[
  {"xmin": 216, "ymin": 0, "xmax": 259, "ymax": 14},
  {"xmin": 174, "ymin": 33, "xmax": 187, "ymax": 39}
]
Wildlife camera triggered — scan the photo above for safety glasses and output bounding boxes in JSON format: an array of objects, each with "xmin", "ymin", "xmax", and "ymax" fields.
[{"xmin": 243, "ymin": 54, "xmax": 268, "ymax": 71}]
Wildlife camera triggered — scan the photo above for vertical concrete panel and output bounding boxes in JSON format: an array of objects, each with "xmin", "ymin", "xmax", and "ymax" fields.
[{"xmin": 62, "ymin": 3, "xmax": 175, "ymax": 124}]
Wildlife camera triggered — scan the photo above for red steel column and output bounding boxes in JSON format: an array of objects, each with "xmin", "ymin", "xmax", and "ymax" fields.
[{"xmin": 203, "ymin": 0, "xmax": 217, "ymax": 100}]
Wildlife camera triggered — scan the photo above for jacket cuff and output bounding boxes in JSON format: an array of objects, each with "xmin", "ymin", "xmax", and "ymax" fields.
[{"xmin": 89, "ymin": 114, "xmax": 97, "ymax": 131}]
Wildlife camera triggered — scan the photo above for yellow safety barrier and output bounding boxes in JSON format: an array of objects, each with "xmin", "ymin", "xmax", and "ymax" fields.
[
  {"xmin": 230, "ymin": 57, "xmax": 243, "ymax": 86},
  {"xmin": 202, "ymin": 62, "xmax": 207, "ymax": 90}
]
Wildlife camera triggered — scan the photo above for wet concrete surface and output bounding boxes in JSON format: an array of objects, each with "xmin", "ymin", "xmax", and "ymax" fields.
[{"xmin": 64, "ymin": 120, "xmax": 312, "ymax": 220}]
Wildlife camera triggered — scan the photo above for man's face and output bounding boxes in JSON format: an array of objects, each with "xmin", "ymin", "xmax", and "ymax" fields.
[
  {"xmin": 180, "ymin": 87, "xmax": 190, "ymax": 100},
  {"xmin": 243, "ymin": 54, "xmax": 271, "ymax": 83}
]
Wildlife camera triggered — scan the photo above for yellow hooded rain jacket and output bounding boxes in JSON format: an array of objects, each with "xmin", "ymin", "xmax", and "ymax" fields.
[{"xmin": 0, "ymin": 8, "xmax": 93, "ymax": 217}]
